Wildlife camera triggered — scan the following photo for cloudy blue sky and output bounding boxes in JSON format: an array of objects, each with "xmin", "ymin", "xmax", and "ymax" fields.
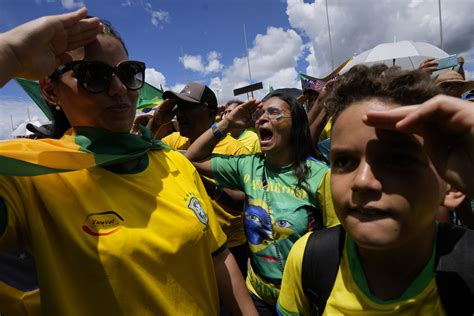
[{"xmin": 0, "ymin": 0, "xmax": 473, "ymax": 139}]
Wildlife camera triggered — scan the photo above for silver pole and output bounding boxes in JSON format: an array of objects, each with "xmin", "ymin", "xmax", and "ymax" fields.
[
  {"xmin": 243, "ymin": 24, "xmax": 254, "ymax": 98},
  {"xmin": 325, "ymin": 0, "xmax": 335, "ymax": 70},
  {"xmin": 10, "ymin": 114, "xmax": 14, "ymax": 131},
  {"xmin": 438, "ymin": 0, "xmax": 444, "ymax": 50},
  {"xmin": 27, "ymin": 107, "xmax": 31, "ymax": 121}
]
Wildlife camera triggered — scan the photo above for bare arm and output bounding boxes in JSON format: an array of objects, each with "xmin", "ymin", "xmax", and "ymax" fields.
[
  {"xmin": 200, "ymin": 176, "xmax": 245, "ymax": 212},
  {"xmin": 145, "ymin": 98, "xmax": 177, "ymax": 139},
  {"xmin": 306, "ymin": 95, "xmax": 324, "ymax": 125},
  {"xmin": 186, "ymin": 99, "xmax": 261, "ymax": 166},
  {"xmin": 309, "ymin": 107, "xmax": 328, "ymax": 143},
  {"xmin": 213, "ymin": 249, "xmax": 258, "ymax": 315},
  {"xmin": 0, "ymin": 8, "xmax": 100, "ymax": 87}
]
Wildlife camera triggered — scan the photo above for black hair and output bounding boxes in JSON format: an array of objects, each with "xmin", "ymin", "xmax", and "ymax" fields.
[
  {"xmin": 93, "ymin": 18, "xmax": 129, "ymax": 56},
  {"xmin": 325, "ymin": 64, "xmax": 441, "ymax": 125},
  {"xmin": 224, "ymin": 99, "xmax": 244, "ymax": 107},
  {"xmin": 262, "ymin": 89, "xmax": 319, "ymax": 192},
  {"xmin": 44, "ymin": 18, "xmax": 128, "ymax": 138}
]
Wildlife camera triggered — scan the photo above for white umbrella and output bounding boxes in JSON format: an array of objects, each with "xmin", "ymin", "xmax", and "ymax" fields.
[{"xmin": 340, "ymin": 41, "xmax": 449, "ymax": 73}]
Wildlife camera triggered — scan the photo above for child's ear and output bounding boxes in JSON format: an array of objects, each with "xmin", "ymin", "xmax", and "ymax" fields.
[
  {"xmin": 39, "ymin": 78, "xmax": 59, "ymax": 106},
  {"xmin": 442, "ymin": 185, "xmax": 466, "ymax": 209}
]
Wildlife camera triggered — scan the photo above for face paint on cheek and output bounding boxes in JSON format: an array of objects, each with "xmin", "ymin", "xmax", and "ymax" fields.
[{"xmin": 273, "ymin": 115, "xmax": 285, "ymax": 124}]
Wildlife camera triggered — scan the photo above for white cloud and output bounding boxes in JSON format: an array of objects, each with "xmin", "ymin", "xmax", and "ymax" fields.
[
  {"xmin": 143, "ymin": 2, "xmax": 170, "ymax": 28},
  {"xmin": 180, "ymin": 55, "xmax": 205, "ymax": 73},
  {"xmin": 286, "ymin": 0, "xmax": 474, "ymax": 77},
  {"xmin": 180, "ymin": 51, "xmax": 223, "ymax": 75},
  {"xmin": 34, "ymin": 0, "xmax": 83, "ymax": 9},
  {"xmin": 0, "ymin": 98, "xmax": 50, "ymax": 140},
  {"xmin": 169, "ymin": 83, "xmax": 186, "ymax": 93},
  {"xmin": 121, "ymin": 0, "xmax": 132, "ymax": 7},
  {"xmin": 408, "ymin": 0, "xmax": 424, "ymax": 9},
  {"xmin": 145, "ymin": 68, "xmax": 167, "ymax": 90},
  {"xmin": 215, "ymin": 26, "xmax": 304, "ymax": 102},
  {"xmin": 60, "ymin": 0, "xmax": 83, "ymax": 9}
]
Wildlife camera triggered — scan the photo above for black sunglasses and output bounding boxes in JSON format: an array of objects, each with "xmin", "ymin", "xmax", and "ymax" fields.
[{"xmin": 53, "ymin": 60, "xmax": 146, "ymax": 93}]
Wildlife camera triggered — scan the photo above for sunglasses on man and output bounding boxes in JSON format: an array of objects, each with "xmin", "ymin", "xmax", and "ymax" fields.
[{"xmin": 52, "ymin": 60, "xmax": 146, "ymax": 93}]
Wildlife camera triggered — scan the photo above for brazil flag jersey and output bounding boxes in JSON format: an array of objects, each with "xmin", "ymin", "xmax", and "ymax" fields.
[
  {"xmin": 163, "ymin": 132, "xmax": 250, "ymax": 247},
  {"xmin": 0, "ymin": 128, "xmax": 227, "ymax": 315},
  {"xmin": 277, "ymin": 233, "xmax": 445, "ymax": 315},
  {"xmin": 211, "ymin": 154, "xmax": 338, "ymax": 305}
]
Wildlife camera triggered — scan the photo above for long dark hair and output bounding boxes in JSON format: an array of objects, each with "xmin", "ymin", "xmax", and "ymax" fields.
[
  {"xmin": 262, "ymin": 89, "xmax": 318, "ymax": 192},
  {"xmin": 44, "ymin": 18, "xmax": 128, "ymax": 139}
]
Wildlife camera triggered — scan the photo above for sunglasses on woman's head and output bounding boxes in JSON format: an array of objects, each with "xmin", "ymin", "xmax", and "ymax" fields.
[{"xmin": 53, "ymin": 60, "xmax": 146, "ymax": 93}]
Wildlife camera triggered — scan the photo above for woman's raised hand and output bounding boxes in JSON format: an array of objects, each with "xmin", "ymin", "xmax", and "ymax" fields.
[
  {"xmin": 0, "ymin": 7, "xmax": 101, "ymax": 86},
  {"xmin": 222, "ymin": 99, "xmax": 262, "ymax": 129}
]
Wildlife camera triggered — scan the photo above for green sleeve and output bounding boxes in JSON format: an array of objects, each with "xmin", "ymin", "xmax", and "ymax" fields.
[{"xmin": 210, "ymin": 154, "xmax": 250, "ymax": 191}]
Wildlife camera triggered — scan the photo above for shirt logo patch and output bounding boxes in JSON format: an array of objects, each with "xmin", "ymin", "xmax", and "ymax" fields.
[
  {"xmin": 82, "ymin": 211, "xmax": 124, "ymax": 236},
  {"xmin": 187, "ymin": 196, "xmax": 209, "ymax": 226}
]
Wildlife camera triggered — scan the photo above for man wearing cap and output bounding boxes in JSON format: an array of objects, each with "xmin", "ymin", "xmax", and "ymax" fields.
[{"xmin": 153, "ymin": 82, "xmax": 250, "ymax": 276}]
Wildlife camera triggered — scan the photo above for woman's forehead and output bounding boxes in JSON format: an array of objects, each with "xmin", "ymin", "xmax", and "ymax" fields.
[
  {"xmin": 262, "ymin": 97, "xmax": 289, "ymax": 110},
  {"xmin": 71, "ymin": 35, "xmax": 127, "ymax": 64}
]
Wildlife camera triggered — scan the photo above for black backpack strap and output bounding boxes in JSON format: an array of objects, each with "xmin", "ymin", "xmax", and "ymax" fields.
[
  {"xmin": 302, "ymin": 225, "xmax": 345, "ymax": 315},
  {"xmin": 435, "ymin": 222, "xmax": 474, "ymax": 315}
]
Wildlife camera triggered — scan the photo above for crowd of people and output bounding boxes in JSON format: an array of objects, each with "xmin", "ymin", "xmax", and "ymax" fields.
[{"xmin": 0, "ymin": 7, "xmax": 473, "ymax": 316}]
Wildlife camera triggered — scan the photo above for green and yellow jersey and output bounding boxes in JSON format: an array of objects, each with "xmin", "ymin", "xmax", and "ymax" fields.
[
  {"xmin": 0, "ymin": 146, "xmax": 227, "ymax": 315},
  {"xmin": 163, "ymin": 132, "xmax": 249, "ymax": 248},
  {"xmin": 277, "ymin": 233, "xmax": 445, "ymax": 315},
  {"xmin": 211, "ymin": 154, "xmax": 338, "ymax": 305}
]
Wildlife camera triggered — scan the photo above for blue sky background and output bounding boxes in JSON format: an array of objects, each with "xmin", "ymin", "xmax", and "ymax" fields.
[{"xmin": 0, "ymin": 0, "xmax": 473, "ymax": 139}]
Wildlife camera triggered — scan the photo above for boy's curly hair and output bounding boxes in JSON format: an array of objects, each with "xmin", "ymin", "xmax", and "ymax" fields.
[{"xmin": 325, "ymin": 64, "xmax": 441, "ymax": 124}]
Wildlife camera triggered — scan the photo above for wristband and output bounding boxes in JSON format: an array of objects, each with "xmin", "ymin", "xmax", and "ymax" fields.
[{"xmin": 211, "ymin": 123, "xmax": 226, "ymax": 140}]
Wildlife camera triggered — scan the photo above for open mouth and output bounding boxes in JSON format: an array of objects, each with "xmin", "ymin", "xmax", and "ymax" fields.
[
  {"xmin": 258, "ymin": 128, "xmax": 273, "ymax": 146},
  {"xmin": 258, "ymin": 254, "xmax": 280, "ymax": 263}
]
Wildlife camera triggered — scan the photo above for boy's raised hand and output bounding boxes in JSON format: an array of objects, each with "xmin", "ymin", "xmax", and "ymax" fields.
[
  {"xmin": 222, "ymin": 99, "xmax": 261, "ymax": 129},
  {"xmin": 364, "ymin": 95, "xmax": 474, "ymax": 197}
]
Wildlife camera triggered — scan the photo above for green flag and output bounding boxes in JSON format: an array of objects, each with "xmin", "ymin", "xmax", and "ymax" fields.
[
  {"xmin": 15, "ymin": 78, "xmax": 54, "ymax": 121},
  {"xmin": 137, "ymin": 82, "xmax": 164, "ymax": 113}
]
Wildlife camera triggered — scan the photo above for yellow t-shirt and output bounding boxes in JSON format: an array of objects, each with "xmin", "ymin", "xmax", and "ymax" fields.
[
  {"xmin": 277, "ymin": 233, "xmax": 446, "ymax": 315},
  {"xmin": 237, "ymin": 129, "xmax": 261, "ymax": 154},
  {"xmin": 0, "ymin": 282, "xmax": 40, "ymax": 316},
  {"xmin": 162, "ymin": 132, "xmax": 250, "ymax": 247},
  {"xmin": 319, "ymin": 119, "xmax": 332, "ymax": 142},
  {"xmin": 0, "ymin": 149, "xmax": 227, "ymax": 315}
]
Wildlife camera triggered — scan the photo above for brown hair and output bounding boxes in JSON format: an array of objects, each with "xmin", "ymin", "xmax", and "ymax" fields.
[{"xmin": 325, "ymin": 64, "xmax": 441, "ymax": 124}]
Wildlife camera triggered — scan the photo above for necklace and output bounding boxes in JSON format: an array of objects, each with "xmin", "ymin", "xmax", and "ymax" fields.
[{"xmin": 262, "ymin": 164, "xmax": 285, "ymax": 274}]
